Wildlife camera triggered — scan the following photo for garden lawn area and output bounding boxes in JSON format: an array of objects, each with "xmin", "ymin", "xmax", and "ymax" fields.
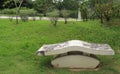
[{"xmin": 0, "ymin": 19, "xmax": 120, "ymax": 74}]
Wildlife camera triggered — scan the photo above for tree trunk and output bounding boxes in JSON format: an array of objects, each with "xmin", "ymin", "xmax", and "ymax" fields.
[
  {"xmin": 106, "ymin": 16, "xmax": 110, "ymax": 22},
  {"xmin": 100, "ymin": 14, "xmax": 103, "ymax": 23},
  {"xmin": 85, "ymin": 15, "xmax": 88, "ymax": 21},
  {"xmin": 54, "ymin": 21, "xmax": 57, "ymax": 27},
  {"xmin": 59, "ymin": 10, "xmax": 62, "ymax": 17},
  {"xmin": 43, "ymin": 12, "xmax": 47, "ymax": 16},
  {"xmin": 16, "ymin": 9, "xmax": 19, "ymax": 24},
  {"xmin": 64, "ymin": 18, "xmax": 67, "ymax": 24},
  {"xmin": 14, "ymin": 0, "xmax": 23, "ymax": 25}
]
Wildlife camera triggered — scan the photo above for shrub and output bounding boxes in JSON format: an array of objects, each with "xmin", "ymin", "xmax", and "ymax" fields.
[
  {"xmin": 1, "ymin": 8, "xmax": 16, "ymax": 14},
  {"xmin": 1, "ymin": 8, "xmax": 37, "ymax": 16},
  {"xmin": 49, "ymin": 10, "xmax": 59, "ymax": 27},
  {"xmin": 0, "ymin": 10, "xmax": 2, "ymax": 14},
  {"xmin": 20, "ymin": 9, "xmax": 37, "ymax": 16},
  {"xmin": 61, "ymin": 10, "xmax": 70, "ymax": 24},
  {"xmin": 69, "ymin": 10, "xmax": 78, "ymax": 18},
  {"xmin": 9, "ymin": 16, "xmax": 13, "ymax": 22},
  {"xmin": 20, "ymin": 16, "xmax": 28, "ymax": 22},
  {"xmin": 19, "ymin": 9, "xmax": 37, "ymax": 22},
  {"xmin": 48, "ymin": 10, "xmax": 78, "ymax": 18},
  {"xmin": 48, "ymin": 10, "xmax": 59, "ymax": 17},
  {"xmin": 105, "ymin": 19, "xmax": 120, "ymax": 26}
]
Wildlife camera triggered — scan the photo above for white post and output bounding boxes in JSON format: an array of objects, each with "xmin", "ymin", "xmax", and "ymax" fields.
[{"xmin": 78, "ymin": 8, "xmax": 81, "ymax": 21}]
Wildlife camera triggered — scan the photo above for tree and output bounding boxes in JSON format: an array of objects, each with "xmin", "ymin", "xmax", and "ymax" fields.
[
  {"xmin": 113, "ymin": 1, "xmax": 120, "ymax": 18},
  {"xmin": 34, "ymin": 0, "xmax": 54, "ymax": 16},
  {"xmin": 63, "ymin": 0, "xmax": 79, "ymax": 10},
  {"xmin": 2, "ymin": 0, "xmax": 34, "ymax": 9},
  {"xmin": 103, "ymin": 2, "xmax": 113, "ymax": 22},
  {"xmin": 80, "ymin": 1, "xmax": 88, "ymax": 21},
  {"xmin": 95, "ymin": 0, "xmax": 114, "ymax": 23},
  {"xmin": 88, "ymin": 0, "xmax": 115, "ymax": 23},
  {"xmin": 22, "ymin": 0, "xmax": 34, "ymax": 8},
  {"xmin": 53, "ymin": 0, "xmax": 64, "ymax": 17},
  {"xmin": 2, "ymin": 0, "xmax": 15, "ymax": 9},
  {"xmin": 50, "ymin": 16, "xmax": 59, "ymax": 27},
  {"xmin": 49, "ymin": 10, "xmax": 59, "ymax": 27},
  {"xmin": 62, "ymin": 9, "xmax": 69, "ymax": 24},
  {"xmin": 95, "ymin": 3, "xmax": 104, "ymax": 23},
  {"xmin": 13, "ymin": 0, "xmax": 23, "ymax": 24},
  {"xmin": 0, "ymin": 0, "xmax": 5, "ymax": 9},
  {"xmin": 2, "ymin": 0, "xmax": 23, "ymax": 24}
]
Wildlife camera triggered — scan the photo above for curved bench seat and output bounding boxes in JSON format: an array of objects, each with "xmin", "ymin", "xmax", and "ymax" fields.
[{"xmin": 37, "ymin": 40, "xmax": 115, "ymax": 56}]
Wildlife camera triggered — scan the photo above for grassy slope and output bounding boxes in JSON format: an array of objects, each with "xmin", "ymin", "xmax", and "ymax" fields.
[{"xmin": 0, "ymin": 19, "xmax": 120, "ymax": 74}]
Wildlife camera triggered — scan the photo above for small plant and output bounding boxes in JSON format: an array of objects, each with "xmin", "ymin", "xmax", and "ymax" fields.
[
  {"xmin": 50, "ymin": 16, "xmax": 58, "ymax": 27},
  {"xmin": 20, "ymin": 9, "xmax": 37, "ymax": 22},
  {"xmin": 69, "ymin": 10, "xmax": 78, "ymax": 18},
  {"xmin": 9, "ymin": 16, "xmax": 13, "ymax": 22},
  {"xmin": 1, "ymin": 8, "xmax": 16, "ymax": 14},
  {"xmin": 62, "ymin": 9, "xmax": 69, "ymax": 24},
  {"xmin": 20, "ymin": 16, "xmax": 28, "ymax": 22},
  {"xmin": 32, "ymin": 17, "xmax": 36, "ymax": 21},
  {"xmin": 49, "ymin": 10, "xmax": 59, "ymax": 27}
]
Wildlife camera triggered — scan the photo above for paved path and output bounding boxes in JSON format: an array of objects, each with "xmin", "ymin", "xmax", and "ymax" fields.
[{"xmin": 0, "ymin": 16, "xmax": 81, "ymax": 21}]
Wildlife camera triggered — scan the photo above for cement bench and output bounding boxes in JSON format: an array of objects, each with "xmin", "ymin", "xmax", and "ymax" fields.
[{"xmin": 37, "ymin": 40, "xmax": 115, "ymax": 69}]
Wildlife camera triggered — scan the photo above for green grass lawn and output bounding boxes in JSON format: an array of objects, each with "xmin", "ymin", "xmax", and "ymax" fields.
[{"xmin": 0, "ymin": 19, "xmax": 120, "ymax": 74}]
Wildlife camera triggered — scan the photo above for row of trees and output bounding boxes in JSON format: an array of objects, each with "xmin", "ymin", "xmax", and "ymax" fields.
[
  {"xmin": 0, "ymin": 0, "xmax": 33, "ymax": 9},
  {"xmin": 90, "ymin": 0, "xmax": 120, "ymax": 23},
  {"xmin": 33, "ymin": 0, "xmax": 120, "ymax": 23},
  {"xmin": 0, "ymin": 0, "xmax": 120, "ymax": 25}
]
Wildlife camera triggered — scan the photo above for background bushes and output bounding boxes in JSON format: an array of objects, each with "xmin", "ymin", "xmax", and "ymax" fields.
[
  {"xmin": 48, "ymin": 10, "xmax": 78, "ymax": 18},
  {"xmin": 1, "ymin": 8, "xmax": 16, "ymax": 15},
  {"xmin": 1, "ymin": 7, "xmax": 37, "ymax": 16},
  {"xmin": 69, "ymin": 10, "xmax": 78, "ymax": 18}
]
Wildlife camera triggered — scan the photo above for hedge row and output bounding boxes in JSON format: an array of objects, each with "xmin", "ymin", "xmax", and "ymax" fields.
[{"xmin": 0, "ymin": 7, "xmax": 37, "ymax": 16}]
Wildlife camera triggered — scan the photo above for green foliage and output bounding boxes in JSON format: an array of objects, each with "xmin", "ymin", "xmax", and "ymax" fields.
[
  {"xmin": 1, "ymin": 0, "xmax": 34, "ymax": 9},
  {"xmin": 20, "ymin": 9, "xmax": 37, "ymax": 16},
  {"xmin": 53, "ymin": 0, "xmax": 64, "ymax": 11},
  {"xmin": 63, "ymin": 0, "xmax": 79, "ymax": 10},
  {"xmin": 61, "ymin": 9, "xmax": 70, "ymax": 24},
  {"xmin": 48, "ymin": 9, "xmax": 77, "ymax": 19},
  {"xmin": 48, "ymin": 10, "xmax": 59, "ymax": 17},
  {"xmin": 19, "ymin": 8, "xmax": 37, "ymax": 22},
  {"xmin": 61, "ymin": 9, "xmax": 69, "ymax": 18},
  {"xmin": 1, "ymin": 8, "xmax": 37, "ymax": 16},
  {"xmin": 88, "ymin": 0, "xmax": 120, "ymax": 24},
  {"xmin": 2, "ymin": 0, "xmax": 15, "ymax": 8},
  {"xmin": 22, "ymin": 0, "xmax": 35, "ymax": 8},
  {"xmin": 1, "ymin": 8, "xmax": 16, "ymax": 14},
  {"xmin": 0, "ymin": 0, "xmax": 5, "ymax": 9},
  {"xmin": 112, "ymin": 2, "xmax": 120, "ymax": 18},
  {"xmin": 69, "ymin": 10, "xmax": 78, "ymax": 18},
  {"xmin": 80, "ymin": 1, "xmax": 89, "ymax": 21},
  {"xmin": 34, "ymin": 0, "xmax": 54, "ymax": 16},
  {"xmin": 0, "ymin": 0, "xmax": 120, "ymax": 23},
  {"xmin": 105, "ymin": 19, "xmax": 120, "ymax": 26},
  {"xmin": 49, "ymin": 10, "xmax": 59, "ymax": 27},
  {"xmin": 95, "ymin": 0, "xmax": 113, "ymax": 21}
]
